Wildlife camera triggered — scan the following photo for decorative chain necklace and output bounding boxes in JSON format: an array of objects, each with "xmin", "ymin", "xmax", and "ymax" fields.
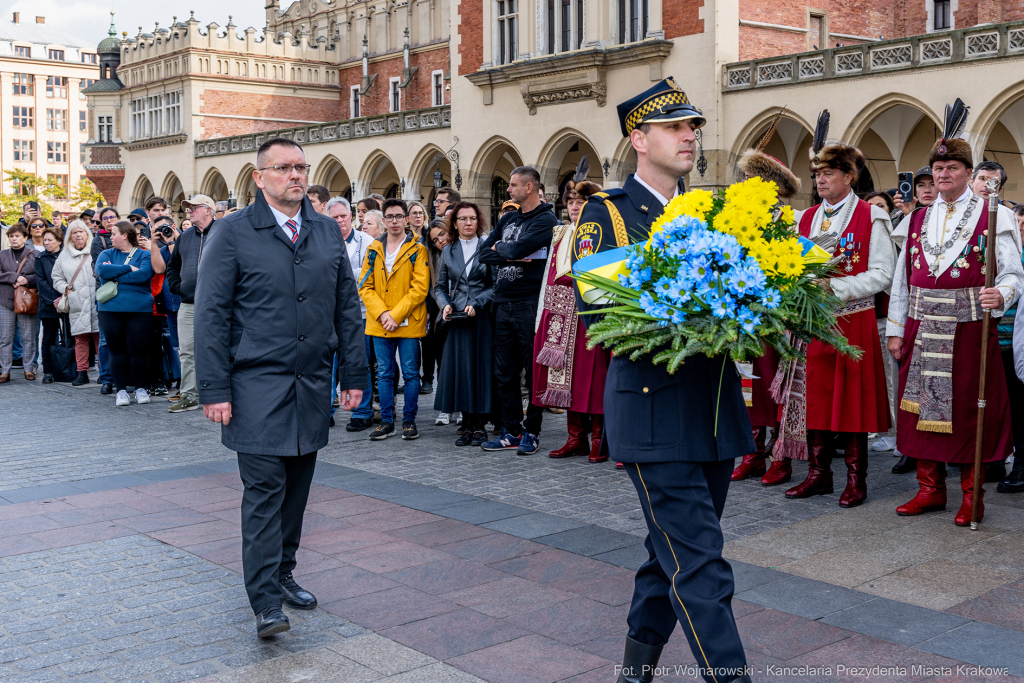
[
  {"xmin": 920, "ymin": 194, "xmax": 979, "ymax": 276},
  {"xmin": 820, "ymin": 196, "xmax": 855, "ymax": 235}
]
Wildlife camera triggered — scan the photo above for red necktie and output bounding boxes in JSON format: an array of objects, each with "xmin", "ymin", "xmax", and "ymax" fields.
[{"xmin": 284, "ymin": 219, "xmax": 298, "ymax": 244}]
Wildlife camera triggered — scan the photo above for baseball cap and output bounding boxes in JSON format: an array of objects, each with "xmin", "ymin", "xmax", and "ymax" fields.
[
  {"xmin": 129, "ymin": 208, "xmax": 148, "ymax": 219},
  {"xmin": 181, "ymin": 194, "xmax": 216, "ymax": 212}
]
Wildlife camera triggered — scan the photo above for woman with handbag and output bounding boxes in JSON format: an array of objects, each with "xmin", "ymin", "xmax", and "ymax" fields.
[
  {"xmin": 52, "ymin": 220, "xmax": 99, "ymax": 387},
  {"xmin": 95, "ymin": 221, "xmax": 154, "ymax": 406},
  {"xmin": 35, "ymin": 226, "xmax": 65, "ymax": 383},
  {"xmin": 0, "ymin": 223, "xmax": 39, "ymax": 382},
  {"xmin": 433, "ymin": 202, "xmax": 497, "ymax": 446}
]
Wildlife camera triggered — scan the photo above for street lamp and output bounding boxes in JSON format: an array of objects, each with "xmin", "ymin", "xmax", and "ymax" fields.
[{"xmin": 433, "ymin": 160, "xmax": 443, "ymax": 189}]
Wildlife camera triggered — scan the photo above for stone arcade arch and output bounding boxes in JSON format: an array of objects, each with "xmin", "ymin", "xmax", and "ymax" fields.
[
  {"xmin": 200, "ymin": 169, "xmax": 229, "ymax": 202},
  {"xmin": 467, "ymin": 136, "xmax": 524, "ymax": 226},
  {"xmin": 536, "ymin": 129, "xmax": 602, "ymax": 222}
]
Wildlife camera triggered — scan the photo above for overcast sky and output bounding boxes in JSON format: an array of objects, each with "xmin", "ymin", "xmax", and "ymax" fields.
[{"xmin": 2, "ymin": 0, "xmax": 267, "ymax": 44}]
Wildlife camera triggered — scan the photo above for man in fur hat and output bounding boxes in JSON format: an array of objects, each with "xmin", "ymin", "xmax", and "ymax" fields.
[
  {"xmin": 731, "ymin": 149, "xmax": 801, "ymax": 483},
  {"xmin": 886, "ymin": 100, "xmax": 1024, "ymax": 525},
  {"xmin": 773, "ymin": 112, "xmax": 895, "ymax": 509}
]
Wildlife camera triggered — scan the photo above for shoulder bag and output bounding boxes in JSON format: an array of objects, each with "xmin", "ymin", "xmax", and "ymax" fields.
[
  {"xmin": 96, "ymin": 248, "xmax": 136, "ymax": 304},
  {"xmin": 56, "ymin": 255, "xmax": 89, "ymax": 314},
  {"xmin": 12, "ymin": 251, "xmax": 38, "ymax": 315}
]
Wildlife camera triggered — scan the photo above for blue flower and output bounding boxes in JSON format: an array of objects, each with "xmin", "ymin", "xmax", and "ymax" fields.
[
  {"xmin": 738, "ymin": 308, "xmax": 762, "ymax": 334},
  {"xmin": 710, "ymin": 292, "xmax": 736, "ymax": 319},
  {"xmin": 653, "ymin": 277, "xmax": 673, "ymax": 297},
  {"xmin": 670, "ymin": 309, "xmax": 687, "ymax": 324},
  {"xmin": 760, "ymin": 289, "xmax": 782, "ymax": 309},
  {"xmin": 666, "ymin": 278, "xmax": 692, "ymax": 305},
  {"xmin": 688, "ymin": 255, "xmax": 714, "ymax": 283}
]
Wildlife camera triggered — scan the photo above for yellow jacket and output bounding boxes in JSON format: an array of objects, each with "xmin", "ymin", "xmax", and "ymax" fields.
[{"xmin": 358, "ymin": 232, "xmax": 430, "ymax": 338}]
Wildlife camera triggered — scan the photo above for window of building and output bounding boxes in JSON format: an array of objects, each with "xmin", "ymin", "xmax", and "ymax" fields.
[
  {"xmin": 48, "ymin": 174, "xmax": 69, "ymax": 194},
  {"xmin": 618, "ymin": 0, "xmax": 649, "ymax": 44},
  {"xmin": 79, "ymin": 79, "xmax": 96, "ymax": 100},
  {"xmin": 48, "ymin": 49, "xmax": 65, "ymax": 61},
  {"xmin": 98, "ymin": 115, "xmax": 113, "ymax": 143},
  {"xmin": 935, "ymin": 0, "xmax": 951, "ymax": 30},
  {"xmin": 80, "ymin": 143, "xmax": 87, "ymax": 164},
  {"xmin": 47, "ymin": 141, "xmax": 68, "ymax": 164},
  {"xmin": 350, "ymin": 85, "xmax": 361, "ymax": 118},
  {"xmin": 130, "ymin": 91, "xmax": 182, "ymax": 140},
  {"xmin": 389, "ymin": 77, "xmax": 401, "ymax": 113},
  {"xmin": 431, "ymin": 70, "xmax": 445, "ymax": 107},
  {"xmin": 13, "ymin": 140, "xmax": 34, "ymax": 162},
  {"xmin": 808, "ymin": 13, "xmax": 826, "ymax": 49},
  {"xmin": 548, "ymin": 0, "xmax": 584, "ymax": 53},
  {"xmin": 14, "ymin": 45, "xmax": 30, "ymax": 58},
  {"xmin": 81, "ymin": 52, "xmax": 97, "ymax": 64},
  {"xmin": 13, "ymin": 106, "xmax": 34, "ymax": 129},
  {"xmin": 46, "ymin": 108, "xmax": 68, "ymax": 131},
  {"xmin": 46, "ymin": 76, "xmax": 68, "ymax": 98},
  {"xmin": 497, "ymin": 0, "xmax": 517, "ymax": 65},
  {"xmin": 79, "ymin": 110, "xmax": 87, "ymax": 131},
  {"xmin": 12, "ymin": 73, "xmax": 33, "ymax": 95}
]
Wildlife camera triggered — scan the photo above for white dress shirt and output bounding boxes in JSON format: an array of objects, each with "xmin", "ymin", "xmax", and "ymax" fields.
[
  {"xmin": 268, "ymin": 204, "xmax": 302, "ymax": 239},
  {"xmin": 633, "ymin": 174, "xmax": 678, "ymax": 207}
]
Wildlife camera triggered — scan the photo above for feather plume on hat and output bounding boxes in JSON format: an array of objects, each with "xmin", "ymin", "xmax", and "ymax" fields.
[
  {"xmin": 561, "ymin": 154, "xmax": 603, "ymax": 204},
  {"xmin": 736, "ymin": 109, "xmax": 802, "ymax": 199},
  {"xmin": 807, "ymin": 108, "xmax": 865, "ymax": 182},
  {"xmin": 929, "ymin": 98, "xmax": 973, "ymax": 169}
]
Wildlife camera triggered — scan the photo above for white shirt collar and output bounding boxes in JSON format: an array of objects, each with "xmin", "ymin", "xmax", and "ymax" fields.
[
  {"xmin": 633, "ymin": 174, "xmax": 678, "ymax": 208},
  {"xmin": 268, "ymin": 204, "xmax": 302, "ymax": 231},
  {"xmin": 937, "ymin": 187, "xmax": 973, "ymax": 206},
  {"xmin": 822, "ymin": 190, "xmax": 854, "ymax": 212}
]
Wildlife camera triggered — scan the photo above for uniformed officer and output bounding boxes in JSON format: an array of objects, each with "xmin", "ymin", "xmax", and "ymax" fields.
[{"xmin": 572, "ymin": 79, "xmax": 754, "ymax": 683}]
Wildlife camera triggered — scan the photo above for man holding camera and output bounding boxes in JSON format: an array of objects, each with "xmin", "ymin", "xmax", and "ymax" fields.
[{"xmin": 166, "ymin": 195, "xmax": 217, "ymax": 413}]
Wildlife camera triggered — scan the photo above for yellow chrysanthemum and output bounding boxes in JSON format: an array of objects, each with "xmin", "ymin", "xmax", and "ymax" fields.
[{"xmin": 779, "ymin": 204, "xmax": 795, "ymax": 226}]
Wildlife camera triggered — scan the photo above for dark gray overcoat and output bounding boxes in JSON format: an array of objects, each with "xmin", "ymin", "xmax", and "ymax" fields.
[{"xmin": 195, "ymin": 190, "xmax": 367, "ymax": 456}]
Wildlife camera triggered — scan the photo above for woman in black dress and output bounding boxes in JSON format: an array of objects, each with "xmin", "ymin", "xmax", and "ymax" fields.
[{"xmin": 433, "ymin": 202, "xmax": 496, "ymax": 446}]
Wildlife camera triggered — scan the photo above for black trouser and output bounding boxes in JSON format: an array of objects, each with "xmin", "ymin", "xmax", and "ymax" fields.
[
  {"xmin": 147, "ymin": 315, "xmax": 167, "ymax": 389},
  {"xmin": 625, "ymin": 459, "xmax": 748, "ymax": 683},
  {"xmin": 493, "ymin": 300, "xmax": 543, "ymax": 435},
  {"xmin": 1002, "ymin": 347, "xmax": 1024, "ymax": 451},
  {"xmin": 237, "ymin": 450, "xmax": 318, "ymax": 615},
  {"xmin": 98, "ymin": 311, "xmax": 152, "ymax": 391},
  {"xmin": 40, "ymin": 318, "xmax": 60, "ymax": 374}
]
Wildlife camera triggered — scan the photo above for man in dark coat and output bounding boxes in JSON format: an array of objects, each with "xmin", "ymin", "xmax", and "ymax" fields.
[
  {"xmin": 196, "ymin": 137, "xmax": 367, "ymax": 638},
  {"xmin": 572, "ymin": 79, "xmax": 754, "ymax": 683}
]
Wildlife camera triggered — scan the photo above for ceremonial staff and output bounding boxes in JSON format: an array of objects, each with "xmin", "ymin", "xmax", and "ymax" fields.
[{"xmin": 971, "ymin": 176, "xmax": 1001, "ymax": 530}]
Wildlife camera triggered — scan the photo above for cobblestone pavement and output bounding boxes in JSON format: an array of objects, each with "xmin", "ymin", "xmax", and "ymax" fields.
[{"xmin": 3, "ymin": 375, "xmax": 1024, "ymax": 682}]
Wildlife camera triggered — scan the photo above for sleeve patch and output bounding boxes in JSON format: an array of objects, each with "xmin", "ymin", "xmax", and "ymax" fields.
[{"xmin": 574, "ymin": 222, "xmax": 602, "ymax": 260}]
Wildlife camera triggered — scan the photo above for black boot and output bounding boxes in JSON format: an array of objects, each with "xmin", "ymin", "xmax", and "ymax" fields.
[
  {"xmin": 985, "ymin": 459, "xmax": 1007, "ymax": 483},
  {"xmin": 892, "ymin": 454, "xmax": 917, "ymax": 474},
  {"xmin": 71, "ymin": 371, "xmax": 90, "ymax": 387},
  {"xmin": 616, "ymin": 637, "xmax": 663, "ymax": 683},
  {"xmin": 997, "ymin": 456, "xmax": 1024, "ymax": 493}
]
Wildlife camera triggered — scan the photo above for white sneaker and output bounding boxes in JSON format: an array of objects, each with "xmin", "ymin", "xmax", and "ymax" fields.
[
  {"xmin": 435, "ymin": 412, "xmax": 450, "ymax": 426},
  {"xmin": 134, "ymin": 388, "xmax": 151, "ymax": 404},
  {"xmin": 456, "ymin": 412, "xmax": 463, "ymax": 426},
  {"xmin": 870, "ymin": 436, "xmax": 896, "ymax": 452},
  {"xmin": 116, "ymin": 390, "xmax": 130, "ymax": 406}
]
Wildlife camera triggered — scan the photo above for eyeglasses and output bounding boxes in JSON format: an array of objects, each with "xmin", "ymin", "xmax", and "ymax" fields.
[
  {"xmin": 409, "ymin": 210, "xmax": 426, "ymax": 217},
  {"xmin": 258, "ymin": 164, "xmax": 312, "ymax": 175},
  {"xmin": 185, "ymin": 206, "xmax": 209, "ymax": 214},
  {"xmin": 383, "ymin": 214, "xmax": 407, "ymax": 223},
  {"xmin": 455, "ymin": 216, "xmax": 478, "ymax": 224},
  {"xmin": 432, "ymin": 198, "xmax": 447, "ymax": 205}
]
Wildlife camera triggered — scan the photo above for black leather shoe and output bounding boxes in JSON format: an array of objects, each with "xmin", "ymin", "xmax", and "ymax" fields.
[
  {"xmin": 256, "ymin": 606, "xmax": 290, "ymax": 638},
  {"xmin": 41, "ymin": 373, "xmax": 53, "ymax": 384},
  {"xmin": 985, "ymin": 460, "xmax": 1007, "ymax": 483},
  {"xmin": 346, "ymin": 417, "xmax": 373, "ymax": 432},
  {"xmin": 892, "ymin": 454, "xmax": 917, "ymax": 474},
  {"xmin": 280, "ymin": 572, "xmax": 317, "ymax": 609},
  {"xmin": 997, "ymin": 460, "xmax": 1024, "ymax": 493},
  {"xmin": 100, "ymin": 382, "xmax": 113, "ymax": 395},
  {"xmin": 456, "ymin": 430, "xmax": 473, "ymax": 446}
]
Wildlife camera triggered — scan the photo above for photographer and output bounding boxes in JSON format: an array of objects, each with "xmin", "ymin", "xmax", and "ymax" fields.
[
  {"xmin": 166, "ymin": 195, "xmax": 216, "ymax": 413},
  {"xmin": 148, "ymin": 216, "xmax": 181, "ymax": 396}
]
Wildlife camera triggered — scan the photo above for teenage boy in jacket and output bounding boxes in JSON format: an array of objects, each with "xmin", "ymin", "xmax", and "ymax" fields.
[
  {"xmin": 359, "ymin": 198, "xmax": 430, "ymax": 440},
  {"xmin": 478, "ymin": 166, "xmax": 558, "ymax": 455}
]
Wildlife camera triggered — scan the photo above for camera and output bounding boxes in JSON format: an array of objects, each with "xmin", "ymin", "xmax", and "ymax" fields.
[{"xmin": 155, "ymin": 223, "xmax": 175, "ymax": 238}]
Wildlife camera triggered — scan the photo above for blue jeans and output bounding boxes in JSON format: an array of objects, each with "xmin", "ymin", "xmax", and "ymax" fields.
[
  {"xmin": 372, "ymin": 336, "xmax": 420, "ymax": 424},
  {"xmin": 331, "ymin": 335, "xmax": 375, "ymax": 420},
  {"xmin": 98, "ymin": 324, "xmax": 112, "ymax": 383}
]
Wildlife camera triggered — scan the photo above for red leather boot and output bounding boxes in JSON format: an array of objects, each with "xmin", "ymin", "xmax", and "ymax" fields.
[
  {"xmin": 588, "ymin": 414, "xmax": 608, "ymax": 463},
  {"xmin": 762, "ymin": 458, "xmax": 792, "ymax": 486},
  {"xmin": 955, "ymin": 464, "xmax": 985, "ymax": 526},
  {"xmin": 896, "ymin": 459, "xmax": 947, "ymax": 515},
  {"xmin": 839, "ymin": 433, "xmax": 869, "ymax": 508},
  {"xmin": 549, "ymin": 411, "xmax": 590, "ymax": 458},
  {"xmin": 785, "ymin": 430, "xmax": 835, "ymax": 498},
  {"xmin": 732, "ymin": 427, "xmax": 768, "ymax": 481}
]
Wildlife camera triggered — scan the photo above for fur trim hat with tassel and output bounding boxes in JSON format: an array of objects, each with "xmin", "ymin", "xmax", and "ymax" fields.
[
  {"xmin": 807, "ymin": 110, "xmax": 866, "ymax": 183},
  {"xmin": 738, "ymin": 151, "xmax": 801, "ymax": 200},
  {"xmin": 561, "ymin": 155, "xmax": 603, "ymax": 205},
  {"xmin": 928, "ymin": 98, "xmax": 973, "ymax": 170}
]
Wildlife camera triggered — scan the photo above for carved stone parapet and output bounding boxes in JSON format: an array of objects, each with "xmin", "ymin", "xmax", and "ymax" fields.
[{"xmin": 519, "ymin": 69, "xmax": 607, "ymax": 115}]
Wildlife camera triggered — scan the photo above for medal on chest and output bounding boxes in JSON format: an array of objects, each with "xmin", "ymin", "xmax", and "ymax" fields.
[{"xmin": 836, "ymin": 232, "xmax": 861, "ymax": 273}]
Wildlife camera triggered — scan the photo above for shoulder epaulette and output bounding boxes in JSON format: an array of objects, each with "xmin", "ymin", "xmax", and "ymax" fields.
[{"xmin": 589, "ymin": 188, "xmax": 627, "ymax": 203}]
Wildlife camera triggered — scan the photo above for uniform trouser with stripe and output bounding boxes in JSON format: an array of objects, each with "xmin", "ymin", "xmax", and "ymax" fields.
[{"xmin": 626, "ymin": 460, "xmax": 747, "ymax": 683}]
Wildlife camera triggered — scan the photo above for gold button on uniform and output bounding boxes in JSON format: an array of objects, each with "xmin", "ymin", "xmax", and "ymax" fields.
[{"xmin": 643, "ymin": 387, "xmax": 649, "ymax": 393}]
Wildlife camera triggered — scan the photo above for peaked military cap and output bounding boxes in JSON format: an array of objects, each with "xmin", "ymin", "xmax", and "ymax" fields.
[{"xmin": 616, "ymin": 77, "xmax": 706, "ymax": 138}]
